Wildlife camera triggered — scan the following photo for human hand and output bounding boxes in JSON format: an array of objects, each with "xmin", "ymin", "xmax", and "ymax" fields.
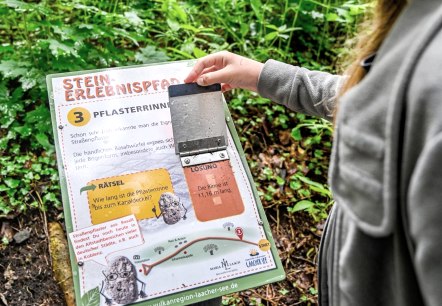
[{"xmin": 184, "ymin": 51, "xmax": 264, "ymax": 92}]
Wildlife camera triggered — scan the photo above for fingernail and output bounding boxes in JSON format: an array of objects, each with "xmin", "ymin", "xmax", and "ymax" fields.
[{"xmin": 196, "ymin": 77, "xmax": 204, "ymax": 86}]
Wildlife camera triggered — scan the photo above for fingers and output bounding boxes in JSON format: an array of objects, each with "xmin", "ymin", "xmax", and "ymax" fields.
[
  {"xmin": 184, "ymin": 54, "xmax": 218, "ymax": 83},
  {"xmin": 183, "ymin": 51, "xmax": 263, "ymax": 92},
  {"xmin": 183, "ymin": 65, "xmax": 216, "ymax": 84},
  {"xmin": 221, "ymin": 84, "xmax": 233, "ymax": 92},
  {"xmin": 200, "ymin": 65, "xmax": 218, "ymax": 75},
  {"xmin": 184, "ymin": 52, "xmax": 230, "ymax": 83},
  {"xmin": 185, "ymin": 64, "xmax": 234, "ymax": 91},
  {"xmin": 195, "ymin": 68, "xmax": 232, "ymax": 87}
]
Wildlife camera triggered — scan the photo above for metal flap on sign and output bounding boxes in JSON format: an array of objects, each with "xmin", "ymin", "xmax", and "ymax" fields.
[{"xmin": 168, "ymin": 83, "xmax": 227, "ymax": 157}]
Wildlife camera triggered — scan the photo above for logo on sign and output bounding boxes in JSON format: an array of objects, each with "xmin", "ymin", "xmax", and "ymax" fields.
[
  {"xmin": 210, "ymin": 258, "xmax": 241, "ymax": 271},
  {"xmin": 245, "ymin": 254, "xmax": 268, "ymax": 268}
]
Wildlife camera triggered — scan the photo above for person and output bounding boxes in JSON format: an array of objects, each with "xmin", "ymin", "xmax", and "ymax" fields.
[{"xmin": 185, "ymin": 0, "xmax": 442, "ymax": 305}]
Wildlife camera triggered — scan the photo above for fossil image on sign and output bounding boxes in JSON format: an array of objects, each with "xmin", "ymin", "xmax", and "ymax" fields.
[
  {"xmin": 100, "ymin": 256, "xmax": 146, "ymax": 304},
  {"xmin": 153, "ymin": 192, "xmax": 188, "ymax": 225}
]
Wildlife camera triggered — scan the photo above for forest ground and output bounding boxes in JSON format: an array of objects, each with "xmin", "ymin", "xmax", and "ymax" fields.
[{"xmin": 0, "ymin": 205, "xmax": 323, "ymax": 306}]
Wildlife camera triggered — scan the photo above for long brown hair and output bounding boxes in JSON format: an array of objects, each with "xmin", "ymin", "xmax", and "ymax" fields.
[{"xmin": 337, "ymin": 0, "xmax": 408, "ymax": 105}]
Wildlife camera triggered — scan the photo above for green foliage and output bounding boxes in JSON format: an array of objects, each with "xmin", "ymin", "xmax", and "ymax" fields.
[
  {"xmin": 81, "ymin": 286, "xmax": 100, "ymax": 306},
  {"xmin": 222, "ymin": 296, "xmax": 242, "ymax": 306},
  {"xmin": 1, "ymin": 236, "xmax": 9, "ymax": 246},
  {"xmin": 0, "ymin": 151, "xmax": 60, "ymax": 215},
  {"xmin": 0, "ymin": 0, "xmax": 368, "ymax": 221},
  {"xmin": 279, "ymin": 288, "xmax": 290, "ymax": 295},
  {"xmin": 248, "ymin": 297, "xmax": 264, "ymax": 306}
]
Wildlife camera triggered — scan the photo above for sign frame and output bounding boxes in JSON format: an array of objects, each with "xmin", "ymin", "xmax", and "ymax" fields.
[{"xmin": 46, "ymin": 60, "xmax": 285, "ymax": 306}]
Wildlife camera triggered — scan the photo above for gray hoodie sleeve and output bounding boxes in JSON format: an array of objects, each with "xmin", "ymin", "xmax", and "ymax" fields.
[{"xmin": 257, "ymin": 59, "xmax": 343, "ymax": 121}]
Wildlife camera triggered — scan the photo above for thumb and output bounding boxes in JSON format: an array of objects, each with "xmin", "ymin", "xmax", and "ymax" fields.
[{"xmin": 196, "ymin": 69, "xmax": 232, "ymax": 87}]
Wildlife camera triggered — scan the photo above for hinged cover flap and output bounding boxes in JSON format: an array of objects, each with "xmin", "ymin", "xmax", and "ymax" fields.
[{"xmin": 169, "ymin": 83, "xmax": 227, "ymax": 156}]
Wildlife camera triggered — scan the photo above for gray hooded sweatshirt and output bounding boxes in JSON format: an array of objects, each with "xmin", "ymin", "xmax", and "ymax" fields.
[{"xmin": 257, "ymin": 0, "xmax": 442, "ymax": 305}]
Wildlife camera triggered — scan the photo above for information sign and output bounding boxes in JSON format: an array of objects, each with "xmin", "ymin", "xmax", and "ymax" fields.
[{"xmin": 47, "ymin": 61, "xmax": 285, "ymax": 306}]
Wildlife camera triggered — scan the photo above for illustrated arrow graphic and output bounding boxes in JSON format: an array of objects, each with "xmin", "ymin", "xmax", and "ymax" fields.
[
  {"xmin": 80, "ymin": 184, "xmax": 97, "ymax": 194},
  {"xmin": 141, "ymin": 236, "xmax": 257, "ymax": 276}
]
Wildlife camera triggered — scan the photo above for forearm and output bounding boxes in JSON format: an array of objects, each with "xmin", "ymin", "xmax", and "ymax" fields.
[{"xmin": 257, "ymin": 59, "xmax": 343, "ymax": 121}]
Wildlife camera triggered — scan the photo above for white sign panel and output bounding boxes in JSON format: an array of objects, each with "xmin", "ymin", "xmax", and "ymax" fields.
[{"xmin": 47, "ymin": 61, "xmax": 284, "ymax": 306}]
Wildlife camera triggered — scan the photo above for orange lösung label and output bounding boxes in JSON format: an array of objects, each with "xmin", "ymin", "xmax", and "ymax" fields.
[{"xmin": 184, "ymin": 160, "xmax": 244, "ymax": 222}]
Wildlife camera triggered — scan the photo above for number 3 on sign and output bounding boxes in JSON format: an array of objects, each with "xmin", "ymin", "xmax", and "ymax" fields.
[{"xmin": 67, "ymin": 107, "xmax": 91, "ymax": 126}]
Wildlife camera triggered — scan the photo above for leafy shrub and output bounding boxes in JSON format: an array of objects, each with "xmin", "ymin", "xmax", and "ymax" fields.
[{"xmin": 0, "ymin": 0, "xmax": 368, "ymax": 219}]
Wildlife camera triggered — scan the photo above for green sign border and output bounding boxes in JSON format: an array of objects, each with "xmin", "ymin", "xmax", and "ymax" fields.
[{"xmin": 46, "ymin": 60, "xmax": 285, "ymax": 306}]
